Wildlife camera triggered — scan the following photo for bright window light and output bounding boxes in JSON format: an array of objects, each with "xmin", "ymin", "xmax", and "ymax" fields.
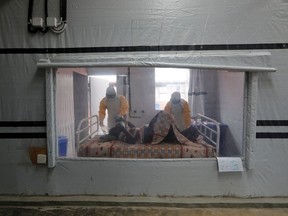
[
  {"xmin": 88, "ymin": 75, "xmax": 116, "ymax": 83},
  {"xmin": 155, "ymin": 68, "xmax": 190, "ymax": 82},
  {"xmin": 155, "ymin": 68, "xmax": 190, "ymax": 110}
]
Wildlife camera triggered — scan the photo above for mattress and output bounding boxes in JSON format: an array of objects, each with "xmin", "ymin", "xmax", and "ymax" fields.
[{"xmin": 78, "ymin": 137, "xmax": 216, "ymax": 159}]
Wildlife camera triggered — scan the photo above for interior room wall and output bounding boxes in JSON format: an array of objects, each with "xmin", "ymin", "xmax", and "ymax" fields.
[
  {"xmin": 201, "ymin": 70, "xmax": 219, "ymax": 119},
  {"xmin": 217, "ymin": 71, "xmax": 245, "ymax": 156},
  {"xmin": 56, "ymin": 69, "xmax": 75, "ymax": 157},
  {"xmin": 73, "ymin": 72, "xmax": 89, "ymax": 147},
  {"xmin": 129, "ymin": 67, "xmax": 158, "ymax": 127},
  {"xmin": 90, "ymin": 77, "xmax": 110, "ymax": 129}
]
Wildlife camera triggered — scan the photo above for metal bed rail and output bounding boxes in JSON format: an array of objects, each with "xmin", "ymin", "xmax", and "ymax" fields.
[
  {"xmin": 76, "ymin": 114, "xmax": 99, "ymax": 150},
  {"xmin": 194, "ymin": 114, "xmax": 220, "ymax": 156}
]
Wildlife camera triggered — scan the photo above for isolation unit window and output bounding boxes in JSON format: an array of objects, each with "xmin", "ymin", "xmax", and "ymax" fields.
[{"xmin": 39, "ymin": 51, "xmax": 275, "ymax": 168}]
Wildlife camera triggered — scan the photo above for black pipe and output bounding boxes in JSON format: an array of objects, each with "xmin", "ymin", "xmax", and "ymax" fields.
[
  {"xmin": 27, "ymin": 0, "xmax": 34, "ymax": 21},
  {"xmin": 60, "ymin": 0, "xmax": 67, "ymax": 22},
  {"xmin": 39, "ymin": 0, "xmax": 49, "ymax": 33},
  {"xmin": 27, "ymin": 0, "xmax": 38, "ymax": 33},
  {"xmin": 28, "ymin": 24, "xmax": 38, "ymax": 33}
]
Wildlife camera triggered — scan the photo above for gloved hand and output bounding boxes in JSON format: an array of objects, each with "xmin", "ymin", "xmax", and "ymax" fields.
[{"xmin": 114, "ymin": 115, "xmax": 122, "ymax": 122}]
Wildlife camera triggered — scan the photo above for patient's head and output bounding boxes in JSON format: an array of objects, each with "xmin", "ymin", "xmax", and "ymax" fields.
[{"xmin": 170, "ymin": 91, "xmax": 181, "ymax": 104}]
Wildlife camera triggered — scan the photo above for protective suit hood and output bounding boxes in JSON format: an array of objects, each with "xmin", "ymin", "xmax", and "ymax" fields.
[
  {"xmin": 106, "ymin": 86, "xmax": 116, "ymax": 98},
  {"xmin": 170, "ymin": 91, "xmax": 181, "ymax": 104}
]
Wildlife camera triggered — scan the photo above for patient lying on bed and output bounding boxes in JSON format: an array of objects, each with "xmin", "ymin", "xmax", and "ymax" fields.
[{"xmin": 101, "ymin": 111, "xmax": 200, "ymax": 145}]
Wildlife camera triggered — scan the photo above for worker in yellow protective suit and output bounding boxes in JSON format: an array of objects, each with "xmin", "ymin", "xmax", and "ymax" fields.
[
  {"xmin": 164, "ymin": 91, "xmax": 191, "ymax": 132},
  {"xmin": 98, "ymin": 86, "xmax": 129, "ymax": 130}
]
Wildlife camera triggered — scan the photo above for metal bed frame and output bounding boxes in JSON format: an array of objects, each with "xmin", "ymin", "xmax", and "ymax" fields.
[
  {"xmin": 76, "ymin": 113, "xmax": 221, "ymax": 156},
  {"xmin": 76, "ymin": 114, "xmax": 99, "ymax": 151},
  {"xmin": 194, "ymin": 114, "xmax": 220, "ymax": 156}
]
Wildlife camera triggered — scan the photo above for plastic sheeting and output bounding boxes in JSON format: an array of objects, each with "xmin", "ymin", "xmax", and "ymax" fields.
[
  {"xmin": 1, "ymin": 0, "xmax": 288, "ymax": 197},
  {"xmin": 37, "ymin": 51, "xmax": 275, "ymax": 72}
]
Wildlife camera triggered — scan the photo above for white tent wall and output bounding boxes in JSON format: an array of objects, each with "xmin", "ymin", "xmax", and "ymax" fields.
[{"xmin": 0, "ymin": 0, "xmax": 288, "ymax": 197}]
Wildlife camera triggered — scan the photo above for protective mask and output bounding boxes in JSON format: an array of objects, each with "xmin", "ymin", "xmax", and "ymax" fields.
[
  {"xmin": 171, "ymin": 98, "xmax": 180, "ymax": 104},
  {"xmin": 106, "ymin": 93, "xmax": 116, "ymax": 99}
]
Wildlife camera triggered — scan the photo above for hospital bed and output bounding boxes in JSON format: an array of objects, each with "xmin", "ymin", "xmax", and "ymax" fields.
[{"xmin": 76, "ymin": 114, "xmax": 220, "ymax": 159}]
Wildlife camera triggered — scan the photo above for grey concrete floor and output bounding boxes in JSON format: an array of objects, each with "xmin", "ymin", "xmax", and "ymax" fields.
[{"xmin": 0, "ymin": 196, "xmax": 288, "ymax": 216}]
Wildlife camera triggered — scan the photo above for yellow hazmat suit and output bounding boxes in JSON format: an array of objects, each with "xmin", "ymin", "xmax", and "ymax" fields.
[
  {"xmin": 98, "ymin": 86, "xmax": 129, "ymax": 129},
  {"xmin": 164, "ymin": 92, "xmax": 191, "ymax": 131}
]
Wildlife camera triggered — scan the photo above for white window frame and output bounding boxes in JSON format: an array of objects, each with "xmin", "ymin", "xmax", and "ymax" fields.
[{"xmin": 38, "ymin": 51, "xmax": 276, "ymax": 168}]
